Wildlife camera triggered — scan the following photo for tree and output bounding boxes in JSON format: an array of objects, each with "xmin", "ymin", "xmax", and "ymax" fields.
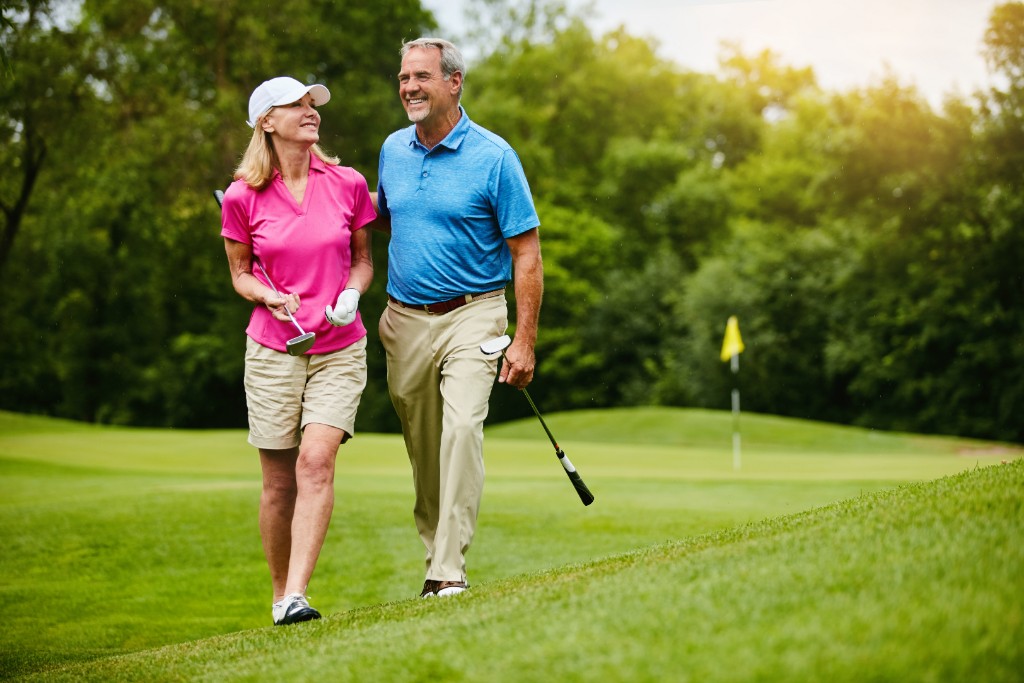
[
  {"xmin": 672, "ymin": 219, "xmax": 851, "ymax": 421},
  {"xmin": 2, "ymin": 0, "xmax": 1021, "ymax": 443},
  {"xmin": 0, "ymin": 0, "xmax": 434, "ymax": 427}
]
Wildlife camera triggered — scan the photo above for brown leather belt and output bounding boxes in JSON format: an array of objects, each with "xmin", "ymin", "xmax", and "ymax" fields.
[{"xmin": 388, "ymin": 289, "xmax": 504, "ymax": 315}]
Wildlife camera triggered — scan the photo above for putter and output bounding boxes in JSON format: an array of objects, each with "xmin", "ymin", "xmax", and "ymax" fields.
[
  {"xmin": 254, "ymin": 261, "xmax": 316, "ymax": 356},
  {"xmin": 214, "ymin": 190, "xmax": 315, "ymax": 356},
  {"xmin": 481, "ymin": 335, "xmax": 594, "ymax": 506}
]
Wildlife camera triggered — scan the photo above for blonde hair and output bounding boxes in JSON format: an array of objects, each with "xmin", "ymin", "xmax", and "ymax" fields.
[{"xmin": 234, "ymin": 119, "xmax": 339, "ymax": 191}]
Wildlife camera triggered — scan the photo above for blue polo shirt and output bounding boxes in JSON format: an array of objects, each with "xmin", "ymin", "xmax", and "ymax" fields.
[{"xmin": 377, "ymin": 107, "xmax": 540, "ymax": 304}]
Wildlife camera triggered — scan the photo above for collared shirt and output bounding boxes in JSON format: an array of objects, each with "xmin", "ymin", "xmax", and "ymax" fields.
[
  {"xmin": 377, "ymin": 106, "xmax": 540, "ymax": 304},
  {"xmin": 221, "ymin": 154, "xmax": 377, "ymax": 354}
]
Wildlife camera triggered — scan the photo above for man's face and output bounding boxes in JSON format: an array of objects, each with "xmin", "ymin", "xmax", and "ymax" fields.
[{"xmin": 398, "ymin": 46, "xmax": 461, "ymax": 125}]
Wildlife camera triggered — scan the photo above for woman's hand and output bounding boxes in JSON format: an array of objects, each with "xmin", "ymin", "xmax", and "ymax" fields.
[
  {"xmin": 265, "ymin": 292, "xmax": 300, "ymax": 321},
  {"xmin": 325, "ymin": 289, "xmax": 360, "ymax": 326}
]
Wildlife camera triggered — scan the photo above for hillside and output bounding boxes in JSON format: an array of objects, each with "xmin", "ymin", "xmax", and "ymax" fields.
[{"xmin": 20, "ymin": 460, "xmax": 1022, "ymax": 682}]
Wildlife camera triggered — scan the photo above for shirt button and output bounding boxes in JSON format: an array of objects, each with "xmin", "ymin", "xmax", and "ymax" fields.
[{"xmin": 422, "ymin": 172, "xmax": 428, "ymax": 177}]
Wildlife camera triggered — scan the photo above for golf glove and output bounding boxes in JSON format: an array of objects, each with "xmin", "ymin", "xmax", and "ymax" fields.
[{"xmin": 325, "ymin": 288, "xmax": 360, "ymax": 326}]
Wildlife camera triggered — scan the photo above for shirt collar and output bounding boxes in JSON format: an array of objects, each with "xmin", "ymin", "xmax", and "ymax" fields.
[
  {"xmin": 271, "ymin": 151, "xmax": 327, "ymax": 180},
  {"xmin": 309, "ymin": 154, "xmax": 328, "ymax": 173},
  {"xmin": 406, "ymin": 106, "xmax": 471, "ymax": 151}
]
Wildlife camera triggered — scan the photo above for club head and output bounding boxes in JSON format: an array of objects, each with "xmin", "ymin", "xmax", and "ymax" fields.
[
  {"xmin": 480, "ymin": 334, "xmax": 512, "ymax": 356},
  {"xmin": 286, "ymin": 332, "xmax": 316, "ymax": 356}
]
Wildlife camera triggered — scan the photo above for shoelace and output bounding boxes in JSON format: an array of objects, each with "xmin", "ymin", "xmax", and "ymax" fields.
[{"xmin": 274, "ymin": 593, "xmax": 309, "ymax": 611}]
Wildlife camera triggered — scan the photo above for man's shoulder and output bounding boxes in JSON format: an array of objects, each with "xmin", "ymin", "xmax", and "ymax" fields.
[
  {"xmin": 464, "ymin": 120, "xmax": 514, "ymax": 153},
  {"xmin": 383, "ymin": 125, "xmax": 415, "ymax": 149}
]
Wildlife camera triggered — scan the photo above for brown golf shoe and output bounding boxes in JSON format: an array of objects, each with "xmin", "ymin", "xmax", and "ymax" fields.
[
  {"xmin": 420, "ymin": 579, "xmax": 468, "ymax": 597},
  {"xmin": 436, "ymin": 580, "xmax": 467, "ymax": 597}
]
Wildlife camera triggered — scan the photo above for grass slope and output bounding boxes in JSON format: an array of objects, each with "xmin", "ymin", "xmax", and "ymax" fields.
[
  {"xmin": 21, "ymin": 460, "xmax": 1023, "ymax": 682},
  {"xmin": 486, "ymin": 405, "xmax": 1013, "ymax": 455},
  {"xmin": 0, "ymin": 409, "xmax": 1018, "ymax": 680}
]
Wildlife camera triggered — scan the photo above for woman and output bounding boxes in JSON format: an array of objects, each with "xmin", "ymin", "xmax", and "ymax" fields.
[{"xmin": 220, "ymin": 76, "xmax": 376, "ymax": 626}]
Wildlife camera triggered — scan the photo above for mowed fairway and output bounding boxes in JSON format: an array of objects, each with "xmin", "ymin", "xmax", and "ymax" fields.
[{"xmin": 0, "ymin": 408, "xmax": 1019, "ymax": 680}]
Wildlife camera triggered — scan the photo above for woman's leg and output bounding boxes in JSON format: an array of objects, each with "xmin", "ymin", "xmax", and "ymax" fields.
[
  {"xmin": 283, "ymin": 423, "xmax": 344, "ymax": 596},
  {"xmin": 259, "ymin": 447, "xmax": 299, "ymax": 601}
]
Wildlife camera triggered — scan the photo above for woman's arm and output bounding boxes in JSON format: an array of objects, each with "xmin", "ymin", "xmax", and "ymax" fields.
[
  {"xmin": 346, "ymin": 227, "xmax": 373, "ymax": 295},
  {"xmin": 223, "ymin": 237, "xmax": 297, "ymax": 320}
]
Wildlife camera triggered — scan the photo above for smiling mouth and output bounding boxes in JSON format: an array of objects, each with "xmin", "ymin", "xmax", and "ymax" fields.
[{"xmin": 406, "ymin": 98, "xmax": 426, "ymax": 106}]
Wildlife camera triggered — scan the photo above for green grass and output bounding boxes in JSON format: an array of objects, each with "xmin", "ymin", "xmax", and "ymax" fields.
[{"xmin": 0, "ymin": 408, "xmax": 1019, "ymax": 681}]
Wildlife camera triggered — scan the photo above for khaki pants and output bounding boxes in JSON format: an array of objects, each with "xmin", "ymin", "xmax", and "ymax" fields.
[{"xmin": 379, "ymin": 295, "xmax": 508, "ymax": 582}]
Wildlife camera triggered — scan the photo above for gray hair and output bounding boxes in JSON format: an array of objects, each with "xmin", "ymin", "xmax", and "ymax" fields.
[{"xmin": 401, "ymin": 37, "xmax": 466, "ymax": 98}]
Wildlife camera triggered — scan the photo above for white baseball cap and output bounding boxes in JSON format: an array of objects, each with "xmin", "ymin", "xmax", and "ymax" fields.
[{"xmin": 247, "ymin": 77, "xmax": 331, "ymax": 128}]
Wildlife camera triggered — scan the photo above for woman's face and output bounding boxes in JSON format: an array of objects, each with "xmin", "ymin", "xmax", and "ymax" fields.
[{"xmin": 262, "ymin": 93, "xmax": 320, "ymax": 146}]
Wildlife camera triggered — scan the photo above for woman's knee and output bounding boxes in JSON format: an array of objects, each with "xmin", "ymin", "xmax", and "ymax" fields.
[
  {"xmin": 296, "ymin": 448, "xmax": 336, "ymax": 488},
  {"xmin": 261, "ymin": 469, "xmax": 297, "ymax": 501}
]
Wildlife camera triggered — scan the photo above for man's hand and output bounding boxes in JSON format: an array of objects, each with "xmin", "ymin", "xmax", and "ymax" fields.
[
  {"xmin": 325, "ymin": 289, "xmax": 360, "ymax": 326},
  {"xmin": 499, "ymin": 339, "xmax": 535, "ymax": 389}
]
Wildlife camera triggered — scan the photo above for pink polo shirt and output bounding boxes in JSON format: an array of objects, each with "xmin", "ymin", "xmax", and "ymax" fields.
[{"xmin": 220, "ymin": 154, "xmax": 377, "ymax": 355}]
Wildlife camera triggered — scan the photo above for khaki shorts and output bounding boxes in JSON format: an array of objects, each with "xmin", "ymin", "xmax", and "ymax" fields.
[{"xmin": 244, "ymin": 335, "xmax": 367, "ymax": 450}]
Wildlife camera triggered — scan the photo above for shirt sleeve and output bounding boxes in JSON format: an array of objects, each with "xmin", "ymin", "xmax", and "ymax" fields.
[
  {"xmin": 492, "ymin": 149, "xmax": 540, "ymax": 239},
  {"xmin": 350, "ymin": 171, "xmax": 378, "ymax": 231},
  {"xmin": 219, "ymin": 182, "xmax": 252, "ymax": 244},
  {"xmin": 376, "ymin": 145, "xmax": 391, "ymax": 219}
]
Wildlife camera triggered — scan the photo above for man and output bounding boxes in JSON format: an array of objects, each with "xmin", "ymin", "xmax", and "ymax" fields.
[{"xmin": 374, "ymin": 37, "xmax": 543, "ymax": 598}]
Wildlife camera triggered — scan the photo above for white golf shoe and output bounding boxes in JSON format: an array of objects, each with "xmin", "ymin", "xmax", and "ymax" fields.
[{"xmin": 272, "ymin": 593, "xmax": 321, "ymax": 626}]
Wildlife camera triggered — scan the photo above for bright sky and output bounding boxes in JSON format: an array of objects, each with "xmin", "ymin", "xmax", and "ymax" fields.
[{"xmin": 423, "ymin": 0, "xmax": 1003, "ymax": 108}]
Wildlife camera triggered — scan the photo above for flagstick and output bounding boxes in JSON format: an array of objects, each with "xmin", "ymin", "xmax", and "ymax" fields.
[
  {"xmin": 720, "ymin": 316, "xmax": 745, "ymax": 472},
  {"xmin": 731, "ymin": 353, "xmax": 741, "ymax": 471}
]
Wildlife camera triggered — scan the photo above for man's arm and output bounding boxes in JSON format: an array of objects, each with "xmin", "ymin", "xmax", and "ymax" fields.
[
  {"xmin": 501, "ymin": 227, "xmax": 543, "ymax": 389},
  {"xmin": 368, "ymin": 192, "xmax": 391, "ymax": 234}
]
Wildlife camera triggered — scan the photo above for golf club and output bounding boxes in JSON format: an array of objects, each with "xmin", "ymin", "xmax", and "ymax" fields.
[
  {"xmin": 214, "ymin": 189, "xmax": 316, "ymax": 356},
  {"xmin": 480, "ymin": 335, "xmax": 595, "ymax": 506}
]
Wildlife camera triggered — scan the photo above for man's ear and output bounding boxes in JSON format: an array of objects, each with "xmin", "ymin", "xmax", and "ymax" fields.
[{"xmin": 449, "ymin": 71, "xmax": 463, "ymax": 95}]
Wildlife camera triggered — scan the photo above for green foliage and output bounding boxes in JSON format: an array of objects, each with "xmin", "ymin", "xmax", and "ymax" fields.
[
  {"xmin": 575, "ymin": 249, "xmax": 691, "ymax": 408},
  {"xmin": 672, "ymin": 219, "xmax": 852, "ymax": 419},
  {"xmin": 1, "ymin": 1, "xmax": 1022, "ymax": 442},
  {"xmin": 497, "ymin": 200, "xmax": 619, "ymax": 416},
  {"xmin": 594, "ymin": 139, "xmax": 731, "ymax": 268},
  {"xmin": 718, "ymin": 42, "xmax": 818, "ymax": 116},
  {"xmin": 984, "ymin": 1, "xmax": 1024, "ymax": 91},
  {"xmin": 0, "ymin": 0, "xmax": 432, "ymax": 428},
  {"xmin": 468, "ymin": 20, "xmax": 736, "ymax": 207}
]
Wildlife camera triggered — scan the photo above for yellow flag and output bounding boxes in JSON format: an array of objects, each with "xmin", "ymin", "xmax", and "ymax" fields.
[{"xmin": 720, "ymin": 316, "xmax": 745, "ymax": 361}]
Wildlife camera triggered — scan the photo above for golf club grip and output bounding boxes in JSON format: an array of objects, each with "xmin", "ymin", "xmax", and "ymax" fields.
[
  {"xmin": 213, "ymin": 189, "xmax": 224, "ymax": 207},
  {"xmin": 557, "ymin": 449, "xmax": 595, "ymax": 506},
  {"xmin": 565, "ymin": 468, "xmax": 595, "ymax": 506}
]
